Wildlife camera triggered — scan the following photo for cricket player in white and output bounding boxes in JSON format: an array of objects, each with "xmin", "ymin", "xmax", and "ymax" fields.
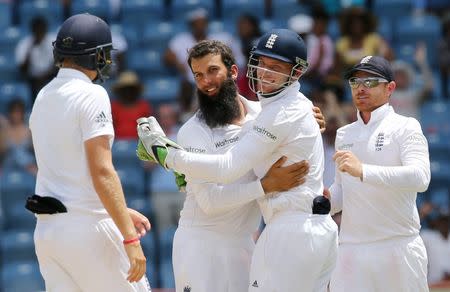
[
  {"xmin": 328, "ymin": 56, "xmax": 431, "ymax": 292},
  {"xmin": 138, "ymin": 29, "xmax": 338, "ymax": 292},
  {"xmin": 138, "ymin": 40, "xmax": 310, "ymax": 292},
  {"xmin": 29, "ymin": 14, "xmax": 150, "ymax": 291}
]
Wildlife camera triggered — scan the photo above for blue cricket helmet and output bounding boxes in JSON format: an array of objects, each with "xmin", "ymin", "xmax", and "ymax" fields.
[
  {"xmin": 247, "ymin": 28, "xmax": 309, "ymax": 97},
  {"xmin": 53, "ymin": 13, "xmax": 113, "ymax": 82}
]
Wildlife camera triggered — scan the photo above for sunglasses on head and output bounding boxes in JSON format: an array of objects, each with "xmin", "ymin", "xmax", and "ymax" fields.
[{"xmin": 348, "ymin": 77, "xmax": 389, "ymax": 89}]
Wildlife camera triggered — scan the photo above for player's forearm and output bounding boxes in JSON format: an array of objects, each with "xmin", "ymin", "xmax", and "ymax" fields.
[
  {"xmin": 329, "ymin": 183, "xmax": 343, "ymax": 215},
  {"xmin": 92, "ymin": 168, "xmax": 138, "ymax": 240},
  {"xmin": 193, "ymin": 180, "xmax": 265, "ymax": 215},
  {"xmin": 362, "ymin": 164, "xmax": 430, "ymax": 192}
]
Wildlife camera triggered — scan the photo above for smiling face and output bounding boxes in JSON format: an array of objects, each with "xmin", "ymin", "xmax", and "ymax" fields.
[
  {"xmin": 255, "ymin": 56, "xmax": 296, "ymax": 94},
  {"xmin": 350, "ymin": 71, "xmax": 396, "ymax": 115},
  {"xmin": 191, "ymin": 53, "xmax": 238, "ymax": 97}
]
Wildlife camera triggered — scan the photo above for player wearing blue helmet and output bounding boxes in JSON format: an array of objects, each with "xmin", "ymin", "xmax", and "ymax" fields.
[
  {"xmin": 137, "ymin": 29, "xmax": 338, "ymax": 291},
  {"xmin": 29, "ymin": 14, "xmax": 151, "ymax": 291}
]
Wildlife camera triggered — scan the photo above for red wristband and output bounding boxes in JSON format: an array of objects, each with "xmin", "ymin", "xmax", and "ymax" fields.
[{"xmin": 123, "ymin": 237, "xmax": 140, "ymax": 245}]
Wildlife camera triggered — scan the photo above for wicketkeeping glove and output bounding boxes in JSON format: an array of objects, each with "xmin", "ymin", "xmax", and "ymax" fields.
[
  {"xmin": 174, "ymin": 171, "xmax": 187, "ymax": 192},
  {"xmin": 136, "ymin": 117, "xmax": 183, "ymax": 170}
]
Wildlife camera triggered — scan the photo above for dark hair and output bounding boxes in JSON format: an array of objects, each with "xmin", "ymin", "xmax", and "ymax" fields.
[
  {"xmin": 339, "ymin": 7, "xmax": 377, "ymax": 36},
  {"xmin": 187, "ymin": 40, "xmax": 236, "ymax": 72}
]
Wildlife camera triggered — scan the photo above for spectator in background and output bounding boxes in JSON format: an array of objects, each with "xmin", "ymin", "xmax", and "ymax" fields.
[
  {"xmin": 165, "ymin": 8, "xmax": 245, "ymax": 121},
  {"xmin": 15, "ymin": 16, "xmax": 56, "ymax": 102},
  {"xmin": 438, "ymin": 13, "xmax": 450, "ymax": 99},
  {"xmin": 390, "ymin": 43, "xmax": 433, "ymax": 120},
  {"xmin": 236, "ymin": 13, "xmax": 261, "ymax": 101},
  {"xmin": 421, "ymin": 208, "xmax": 450, "ymax": 285},
  {"xmin": 0, "ymin": 98, "xmax": 37, "ymax": 175},
  {"xmin": 157, "ymin": 103, "xmax": 180, "ymax": 140},
  {"xmin": 111, "ymin": 71, "xmax": 152, "ymax": 140},
  {"xmin": 335, "ymin": 7, "xmax": 393, "ymax": 72}
]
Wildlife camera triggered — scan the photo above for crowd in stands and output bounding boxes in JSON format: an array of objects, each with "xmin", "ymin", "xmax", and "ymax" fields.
[{"xmin": 0, "ymin": 0, "xmax": 449, "ymax": 289}]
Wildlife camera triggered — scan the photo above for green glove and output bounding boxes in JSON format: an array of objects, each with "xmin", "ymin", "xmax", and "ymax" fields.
[
  {"xmin": 174, "ymin": 172, "xmax": 187, "ymax": 192},
  {"xmin": 136, "ymin": 117, "xmax": 183, "ymax": 169}
]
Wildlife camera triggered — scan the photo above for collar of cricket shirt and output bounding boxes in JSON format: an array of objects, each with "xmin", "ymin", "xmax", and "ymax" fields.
[
  {"xmin": 57, "ymin": 68, "xmax": 92, "ymax": 83},
  {"xmin": 357, "ymin": 103, "xmax": 393, "ymax": 126},
  {"xmin": 258, "ymin": 81, "xmax": 301, "ymax": 107}
]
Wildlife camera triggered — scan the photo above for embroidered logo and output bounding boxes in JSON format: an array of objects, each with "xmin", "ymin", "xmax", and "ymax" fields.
[
  {"xmin": 360, "ymin": 55, "xmax": 372, "ymax": 64},
  {"xmin": 265, "ymin": 34, "xmax": 278, "ymax": 49},
  {"xmin": 253, "ymin": 125, "xmax": 277, "ymax": 140},
  {"xmin": 183, "ymin": 286, "xmax": 191, "ymax": 292},
  {"xmin": 375, "ymin": 132, "xmax": 385, "ymax": 151},
  {"xmin": 214, "ymin": 136, "xmax": 239, "ymax": 148},
  {"xmin": 186, "ymin": 146, "xmax": 206, "ymax": 153},
  {"xmin": 94, "ymin": 111, "xmax": 111, "ymax": 123},
  {"xmin": 338, "ymin": 143, "xmax": 353, "ymax": 151},
  {"xmin": 62, "ymin": 37, "xmax": 73, "ymax": 48},
  {"xmin": 252, "ymin": 280, "xmax": 259, "ymax": 287}
]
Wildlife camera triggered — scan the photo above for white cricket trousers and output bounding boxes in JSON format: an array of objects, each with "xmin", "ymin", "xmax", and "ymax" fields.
[
  {"xmin": 330, "ymin": 235, "xmax": 429, "ymax": 292},
  {"xmin": 34, "ymin": 212, "xmax": 151, "ymax": 292},
  {"xmin": 172, "ymin": 225, "xmax": 255, "ymax": 292},
  {"xmin": 248, "ymin": 212, "xmax": 338, "ymax": 292}
]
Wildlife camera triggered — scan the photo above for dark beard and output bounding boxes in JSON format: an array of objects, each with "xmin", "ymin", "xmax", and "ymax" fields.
[{"xmin": 197, "ymin": 77, "xmax": 241, "ymax": 128}]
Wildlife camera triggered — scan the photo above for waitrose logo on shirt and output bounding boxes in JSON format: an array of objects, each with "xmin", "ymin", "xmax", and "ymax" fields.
[
  {"xmin": 253, "ymin": 125, "xmax": 277, "ymax": 140},
  {"xmin": 215, "ymin": 137, "xmax": 239, "ymax": 148}
]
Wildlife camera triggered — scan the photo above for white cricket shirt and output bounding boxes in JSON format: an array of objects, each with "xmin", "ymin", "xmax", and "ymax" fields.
[
  {"xmin": 177, "ymin": 96, "xmax": 263, "ymax": 235},
  {"xmin": 330, "ymin": 104, "xmax": 431, "ymax": 243},
  {"xmin": 168, "ymin": 82, "xmax": 325, "ymax": 222},
  {"xmin": 29, "ymin": 68, "xmax": 114, "ymax": 214}
]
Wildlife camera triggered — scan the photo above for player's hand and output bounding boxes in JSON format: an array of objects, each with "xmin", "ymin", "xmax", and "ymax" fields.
[
  {"xmin": 136, "ymin": 116, "xmax": 183, "ymax": 169},
  {"xmin": 261, "ymin": 156, "xmax": 309, "ymax": 194},
  {"xmin": 313, "ymin": 106, "xmax": 326, "ymax": 133},
  {"xmin": 124, "ymin": 241, "xmax": 147, "ymax": 282},
  {"xmin": 128, "ymin": 208, "xmax": 151, "ymax": 237},
  {"xmin": 323, "ymin": 188, "xmax": 331, "ymax": 200},
  {"xmin": 333, "ymin": 150, "xmax": 363, "ymax": 179},
  {"xmin": 174, "ymin": 171, "xmax": 187, "ymax": 192}
]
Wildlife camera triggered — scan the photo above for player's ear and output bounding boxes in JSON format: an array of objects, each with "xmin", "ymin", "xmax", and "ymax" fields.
[{"xmin": 230, "ymin": 64, "xmax": 239, "ymax": 81}]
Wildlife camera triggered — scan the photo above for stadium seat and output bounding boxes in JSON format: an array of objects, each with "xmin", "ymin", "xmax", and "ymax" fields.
[
  {"xmin": 1, "ymin": 261, "xmax": 44, "ymax": 292},
  {"xmin": 112, "ymin": 139, "xmax": 141, "ymax": 169},
  {"xmin": 1, "ymin": 229, "xmax": 36, "ymax": 263},
  {"xmin": 0, "ymin": 51, "xmax": 18, "ymax": 82},
  {"xmin": 121, "ymin": 0, "xmax": 166, "ymax": 33},
  {"xmin": 373, "ymin": 0, "xmax": 412, "ymax": 23},
  {"xmin": 272, "ymin": 0, "xmax": 310, "ymax": 20},
  {"xmin": 127, "ymin": 48, "xmax": 172, "ymax": 77},
  {"xmin": 159, "ymin": 258, "xmax": 175, "ymax": 288},
  {"xmin": 170, "ymin": 0, "xmax": 215, "ymax": 20},
  {"xmin": 148, "ymin": 167, "xmax": 179, "ymax": 194},
  {"xmin": 7, "ymin": 203, "xmax": 36, "ymax": 230},
  {"xmin": 141, "ymin": 20, "xmax": 186, "ymax": 51},
  {"xmin": 0, "ymin": 3, "xmax": 11, "ymax": 29},
  {"xmin": 116, "ymin": 167, "xmax": 146, "ymax": 199},
  {"xmin": 19, "ymin": 0, "xmax": 63, "ymax": 30},
  {"xmin": 144, "ymin": 77, "xmax": 181, "ymax": 105},
  {"xmin": 0, "ymin": 171, "xmax": 36, "ymax": 229},
  {"xmin": 420, "ymin": 101, "xmax": 450, "ymax": 136},
  {"xmin": 0, "ymin": 26, "xmax": 25, "ymax": 52},
  {"xmin": 427, "ymin": 0, "xmax": 449, "ymax": 10},
  {"xmin": 394, "ymin": 14, "xmax": 441, "ymax": 66},
  {"xmin": 430, "ymin": 160, "xmax": 450, "ymax": 190},
  {"xmin": 71, "ymin": 0, "xmax": 111, "ymax": 21},
  {"xmin": 221, "ymin": 0, "xmax": 265, "ymax": 23},
  {"xmin": 260, "ymin": 18, "xmax": 288, "ymax": 34},
  {"xmin": 159, "ymin": 225, "xmax": 176, "ymax": 261},
  {"xmin": 0, "ymin": 82, "xmax": 31, "ymax": 114},
  {"xmin": 127, "ymin": 197, "xmax": 153, "ymax": 219}
]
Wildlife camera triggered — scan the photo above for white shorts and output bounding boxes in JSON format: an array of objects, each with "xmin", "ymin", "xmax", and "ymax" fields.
[
  {"xmin": 249, "ymin": 212, "xmax": 338, "ymax": 292},
  {"xmin": 34, "ymin": 212, "xmax": 151, "ymax": 292},
  {"xmin": 172, "ymin": 226, "xmax": 255, "ymax": 292},
  {"xmin": 330, "ymin": 235, "xmax": 429, "ymax": 292}
]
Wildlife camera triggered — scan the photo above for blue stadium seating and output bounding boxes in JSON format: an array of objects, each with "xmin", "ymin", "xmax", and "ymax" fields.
[
  {"xmin": 394, "ymin": 15, "xmax": 441, "ymax": 66},
  {"xmin": 159, "ymin": 225, "xmax": 176, "ymax": 261},
  {"xmin": 121, "ymin": 0, "xmax": 166, "ymax": 33},
  {"xmin": 112, "ymin": 139, "xmax": 141, "ymax": 169},
  {"xmin": 272, "ymin": 0, "xmax": 310, "ymax": 20},
  {"xmin": 430, "ymin": 160, "xmax": 450, "ymax": 190},
  {"xmin": 0, "ymin": 82, "xmax": 31, "ymax": 114},
  {"xmin": 128, "ymin": 48, "xmax": 172, "ymax": 77},
  {"xmin": 141, "ymin": 20, "xmax": 186, "ymax": 52},
  {"xmin": 170, "ymin": 0, "xmax": 214, "ymax": 20},
  {"xmin": 0, "ymin": 3, "xmax": 11, "ymax": 29},
  {"xmin": 140, "ymin": 232, "xmax": 158, "ymax": 285},
  {"xmin": 1, "ymin": 229, "xmax": 36, "ymax": 263},
  {"xmin": 0, "ymin": 51, "xmax": 18, "ymax": 82},
  {"xmin": 7, "ymin": 203, "xmax": 36, "ymax": 230},
  {"xmin": 159, "ymin": 258, "xmax": 175, "ymax": 288},
  {"xmin": 0, "ymin": 26, "xmax": 25, "ymax": 53},
  {"xmin": 221, "ymin": 0, "xmax": 265, "ymax": 23},
  {"xmin": 373, "ymin": 0, "xmax": 412, "ymax": 23},
  {"xmin": 144, "ymin": 77, "xmax": 181, "ymax": 105},
  {"xmin": 149, "ymin": 167, "xmax": 179, "ymax": 194},
  {"xmin": 19, "ymin": 0, "xmax": 63, "ymax": 30},
  {"xmin": 71, "ymin": 0, "xmax": 112, "ymax": 20},
  {"xmin": 260, "ymin": 18, "xmax": 288, "ymax": 34},
  {"xmin": 0, "ymin": 171, "xmax": 36, "ymax": 229},
  {"xmin": 127, "ymin": 197, "xmax": 153, "ymax": 218},
  {"xmin": 116, "ymin": 167, "xmax": 146, "ymax": 199},
  {"xmin": 420, "ymin": 101, "xmax": 450, "ymax": 137},
  {"xmin": 1, "ymin": 261, "xmax": 44, "ymax": 291}
]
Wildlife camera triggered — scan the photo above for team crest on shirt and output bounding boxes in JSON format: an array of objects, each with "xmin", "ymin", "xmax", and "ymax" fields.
[
  {"xmin": 375, "ymin": 132, "xmax": 385, "ymax": 151},
  {"xmin": 183, "ymin": 285, "xmax": 191, "ymax": 292}
]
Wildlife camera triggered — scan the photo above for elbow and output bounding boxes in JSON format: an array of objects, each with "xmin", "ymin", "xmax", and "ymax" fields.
[{"xmin": 414, "ymin": 168, "xmax": 431, "ymax": 193}]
